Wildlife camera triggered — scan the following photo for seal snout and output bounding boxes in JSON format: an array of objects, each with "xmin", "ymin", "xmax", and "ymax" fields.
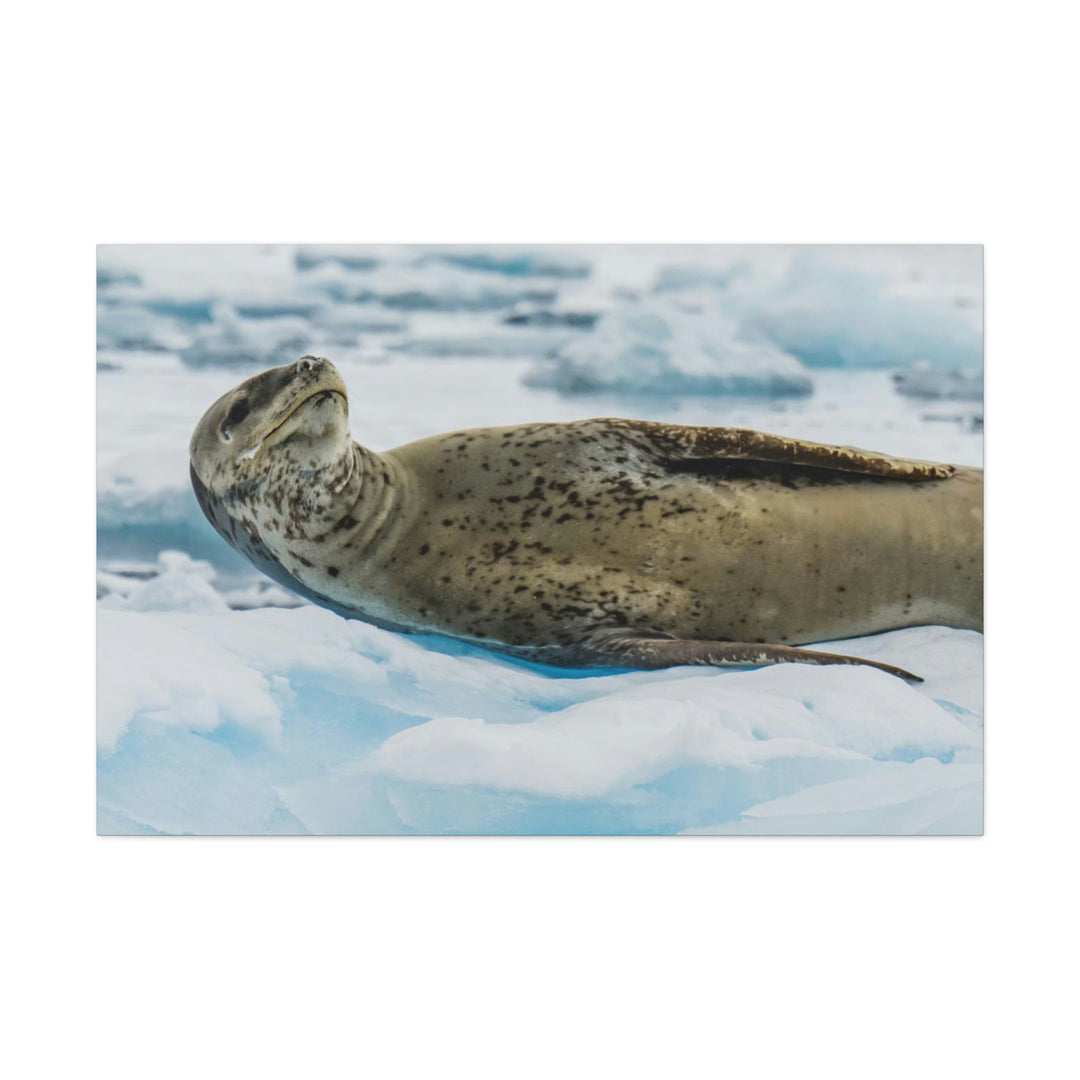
[{"xmin": 292, "ymin": 356, "xmax": 346, "ymax": 401}]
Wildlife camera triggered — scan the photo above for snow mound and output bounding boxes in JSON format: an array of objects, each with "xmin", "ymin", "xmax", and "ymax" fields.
[
  {"xmin": 98, "ymin": 551, "xmax": 306, "ymax": 613},
  {"xmin": 363, "ymin": 663, "xmax": 975, "ymax": 800},
  {"xmin": 524, "ymin": 296, "xmax": 814, "ymax": 397},
  {"xmin": 652, "ymin": 247, "xmax": 982, "ymax": 370},
  {"xmin": 98, "ymin": 610, "xmax": 288, "ymax": 755},
  {"xmin": 98, "ymin": 551, "xmax": 229, "ymax": 614},
  {"xmin": 97, "ymin": 605, "xmax": 982, "ymax": 835},
  {"xmin": 752, "ymin": 262, "xmax": 981, "ymax": 369}
]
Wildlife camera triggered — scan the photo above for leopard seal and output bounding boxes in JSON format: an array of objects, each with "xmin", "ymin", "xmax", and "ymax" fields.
[{"xmin": 189, "ymin": 356, "xmax": 983, "ymax": 681}]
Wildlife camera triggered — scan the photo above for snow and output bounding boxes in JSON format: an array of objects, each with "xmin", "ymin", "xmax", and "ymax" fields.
[
  {"xmin": 97, "ymin": 609, "xmax": 286, "ymax": 755},
  {"xmin": 96, "ymin": 243, "xmax": 983, "ymax": 835},
  {"xmin": 97, "ymin": 304, "xmax": 189, "ymax": 352},
  {"xmin": 364, "ymin": 660, "xmax": 977, "ymax": 800},
  {"xmin": 683, "ymin": 759, "xmax": 983, "ymax": 835},
  {"xmin": 525, "ymin": 295, "xmax": 814, "ymax": 397},
  {"xmin": 97, "ymin": 599, "xmax": 982, "ymax": 835},
  {"xmin": 98, "ymin": 551, "xmax": 229, "ymax": 614},
  {"xmin": 648, "ymin": 245, "xmax": 982, "ymax": 370}
]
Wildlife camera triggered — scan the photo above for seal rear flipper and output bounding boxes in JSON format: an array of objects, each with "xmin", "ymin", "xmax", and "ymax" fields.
[
  {"xmin": 609, "ymin": 419, "xmax": 956, "ymax": 482},
  {"xmin": 582, "ymin": 632, "xmax": 923, "ymax": 682}
]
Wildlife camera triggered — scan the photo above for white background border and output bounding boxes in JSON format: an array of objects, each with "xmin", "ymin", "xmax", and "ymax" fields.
[{"xmin": 7, "ymin": 2, "xmax": 1076, "ymax": 1077}]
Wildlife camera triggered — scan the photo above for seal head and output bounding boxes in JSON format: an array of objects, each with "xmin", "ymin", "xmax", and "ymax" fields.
[
  {"xmin": 189, "ymin": 355, "xmax": 349, "ymax": 500},
  {"xmin": 189, "ymin": 356, "xmax": 387, "ymax": 621}
]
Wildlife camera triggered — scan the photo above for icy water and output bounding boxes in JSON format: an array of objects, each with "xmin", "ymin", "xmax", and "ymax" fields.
[{"xmin": 97, "ymin": 244, "xmax": 983, "ymax": 835}]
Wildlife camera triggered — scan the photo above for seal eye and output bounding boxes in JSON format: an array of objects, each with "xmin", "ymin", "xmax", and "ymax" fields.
[
  {"xmin": 223, "ymin": 399, "xmax": 248, "ymax": 427},
  {"xmin": 219, "ymin": 398, "xmax": 250, "ymax": 442}
]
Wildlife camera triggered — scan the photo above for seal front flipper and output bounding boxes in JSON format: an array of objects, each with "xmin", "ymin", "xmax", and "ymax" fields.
[
  {"xmin": 611, "ymin": 419, "xmax": 956, "ymax": 482},
  {"xmin": 579, "ymin": 631, "xmax": 923, "ymax": 682}
]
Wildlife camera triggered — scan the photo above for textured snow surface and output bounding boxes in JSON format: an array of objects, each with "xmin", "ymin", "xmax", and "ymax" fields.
[
  {"xmin": 98, "ymin": 598, "xmax": 982, "ymax": 835},
  {"xmin": 97, "ymin": 244, "xmax": 983, "ymax": 835}
]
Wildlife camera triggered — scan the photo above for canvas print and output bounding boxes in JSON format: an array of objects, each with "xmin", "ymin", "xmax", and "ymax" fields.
[{"xmin": 97, "ymin": 244, "xmax": 984, "ymax": 835}]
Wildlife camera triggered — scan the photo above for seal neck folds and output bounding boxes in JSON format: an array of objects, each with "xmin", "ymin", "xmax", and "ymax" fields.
[{"xmin": 312, "ymin": 441, "xmax": 412, "ymax": 557}]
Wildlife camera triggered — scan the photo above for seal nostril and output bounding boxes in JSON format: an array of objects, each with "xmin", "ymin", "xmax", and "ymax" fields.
[{"xmin": 297, "ymin": 356, "xmax": 322, "ymax": 374}]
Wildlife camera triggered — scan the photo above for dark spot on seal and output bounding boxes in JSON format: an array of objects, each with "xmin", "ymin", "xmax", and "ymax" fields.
[
  {"xmin": 491, "ymin": 540, "xmax": 520, "ymax": 561},
  {"xmin": 418, "ymin": 544, "xmax": 430, "ymax": 555},
  {"xmin": 222, "ymin": 398, "xmax": 250, "ymax": 430},
  {"xmin": 327, "ymin": 567, "xmax": 339, "ymax": 577}
]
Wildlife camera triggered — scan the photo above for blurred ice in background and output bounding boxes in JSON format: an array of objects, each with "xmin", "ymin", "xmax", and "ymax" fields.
[{"xmin": 97, "ymin": 244, "xmax": 983, "ymax": 835}]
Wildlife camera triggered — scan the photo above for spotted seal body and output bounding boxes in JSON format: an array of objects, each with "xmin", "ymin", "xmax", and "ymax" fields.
[{"xmin": 190, "ymin": 358, "xmax": 983, "ymax": 681}]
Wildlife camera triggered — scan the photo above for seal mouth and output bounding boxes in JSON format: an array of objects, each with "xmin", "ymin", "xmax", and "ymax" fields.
[{"xmin": 261, "ymin": 388, "xmax": 347, "ymax": 444}]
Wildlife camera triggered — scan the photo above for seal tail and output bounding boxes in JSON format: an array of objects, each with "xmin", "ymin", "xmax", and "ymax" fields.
[{"xmin": 593, "ymin": 636, "xmax": 923, "ymax": 682}]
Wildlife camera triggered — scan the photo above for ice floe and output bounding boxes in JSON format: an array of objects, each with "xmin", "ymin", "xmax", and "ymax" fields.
[
  {"xmin": 422, "ymin": 248, "xmax": 591, "ymax": 279},
  {"xmin": 96, "ymin": 244, "xmax": 984, "ymax": 835},
  {"xmin": 683, "ymin": 758, "xmax": 982, "ymax": 835},
  {"xmin": 649, "ymin": 246, "xmax": 982, "ymax": 370},
  {"xmin": 524, "ymin": 296, "xmax": 814, "ymax": 396},
  {"xmin": 893, "ymin": 362, "xmax": 984, "ymax": 401},
  {"xmin": 178, "ymin": 304, "xmax": 312, "ymax": 369},
  {"xmin": 97, "ymin": 601, "xmax": 982, "ymax": 835}
]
